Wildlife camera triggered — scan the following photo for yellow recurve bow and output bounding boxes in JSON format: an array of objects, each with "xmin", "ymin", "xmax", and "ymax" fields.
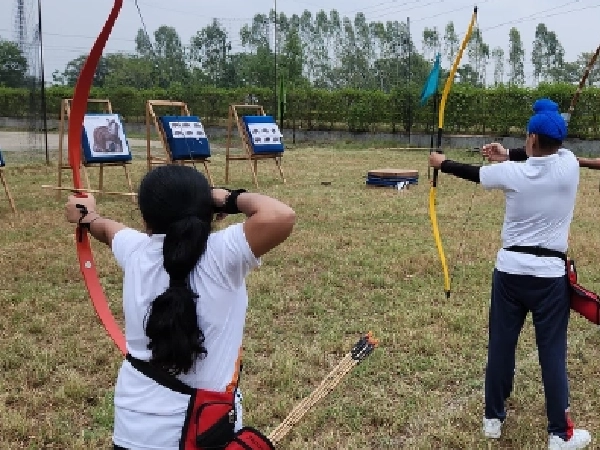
[{"xmin": 429, "ymin": 6, "xmax": 478, "ymax": 299}]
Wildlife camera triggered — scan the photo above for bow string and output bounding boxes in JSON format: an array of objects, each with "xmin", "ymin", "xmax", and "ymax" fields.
[
  {"xmin": 563, "ymin": 44, "xmax": 600, "ymax": 126},
  {"xmin": 134, "ymin": 0, "xmax": 200, "ymax": 170},
  {"xmin": 563, "ymin": 44, "xmax": 599, "ymax": 192},
  {"xmin": 69, "ymin": 0, "xmax": 127, "ymax": 354},
  {"xmin": 429, "ymin": 6, "xmax": 478, "ymax": 299}
]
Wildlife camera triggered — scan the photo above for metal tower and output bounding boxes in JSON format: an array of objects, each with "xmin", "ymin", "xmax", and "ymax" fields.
[{"xmin": 14, "ymin": 0, "xmax": 27, "ymax": 50}]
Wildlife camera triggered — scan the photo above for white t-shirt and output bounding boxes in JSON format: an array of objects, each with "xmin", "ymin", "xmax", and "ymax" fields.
[
  {"xmin": 111, "ymin": 222, "xmax": 261, "ymax": 449},
  {"xmin": 479, "ymin": 148, "xmax": 579, "ymax": 277}
]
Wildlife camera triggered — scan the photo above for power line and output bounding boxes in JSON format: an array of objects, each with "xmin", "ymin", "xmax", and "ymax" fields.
[
  {"xmin": 481, "ymin": 0, "xmax": 588, "ymax": 33},
  {"xmin": 134, "ymin": 0, "xmax": 252, "ymax": 21},
  {"xmin": 367, "ymin": 0, "xmax": 489, "ymax": 22}
]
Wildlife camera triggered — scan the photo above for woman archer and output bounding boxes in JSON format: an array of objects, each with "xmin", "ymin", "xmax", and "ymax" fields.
[{"xmin": 65, "ymin": 165, "xmax": 295, "ymax": 450}]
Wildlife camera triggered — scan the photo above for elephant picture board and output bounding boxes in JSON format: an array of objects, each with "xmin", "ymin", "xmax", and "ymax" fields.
[{"xmin": 81, "ymin": 114, "xmax": 132, "ymax": 163}]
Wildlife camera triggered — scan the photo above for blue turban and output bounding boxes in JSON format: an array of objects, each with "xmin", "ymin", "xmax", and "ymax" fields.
[{"xmin": 526, "ymin": 98, "xmax": 567, "ymax": 141}]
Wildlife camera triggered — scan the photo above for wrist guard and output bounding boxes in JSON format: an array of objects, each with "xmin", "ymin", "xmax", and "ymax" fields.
[{"xmin": 213, "ymin": 188, "xmax": 247, "ymax": 214}]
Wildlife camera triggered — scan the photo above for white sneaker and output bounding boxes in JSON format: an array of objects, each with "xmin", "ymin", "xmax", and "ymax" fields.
[
  {"xmin": 483, "ymin": 418, "xmax": 502, "ymax": 439},
  {"xmin": 548, "ymin": 429, "xmax": 591, "ymax": 449}
]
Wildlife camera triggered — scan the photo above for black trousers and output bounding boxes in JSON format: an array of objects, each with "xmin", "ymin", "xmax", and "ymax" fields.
[{"xmin": 484, "ymin": 269, "xmax": 572, "ymax": 438}]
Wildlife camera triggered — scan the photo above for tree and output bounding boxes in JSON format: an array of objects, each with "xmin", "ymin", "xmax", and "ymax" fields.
[
  {"xmin": 280, "ymin": 17, "xmax": 305, "ymax": 86},
  {"xmin": 133, "ymin": 26, "xmax": 188, "ymax": 88},
  {"xmin": 352, "ymin": 12, "xmax": 376, "ymax": 88},
  {"xmin": 507, "ymin": 27, "xmax": 525, "ymax": 85},
  {"xmin": 0, "ymin": 39, "xmax": 28, "ymax": 88},
  {"xmin": 531, "ymin": 23, "xmax": 565, "ymax": 83},
  {"xmin": 576, "ymin": 51, "xmax": 600, "ymax": 86},
  {"xmin": 422, "ymin": 27, "xmax": 440, "ymax": 62},
  {"xmin": 467, "ymin": 27, "xmax": 489, "ymax": 86},
  {"xmin": 386, "ymin": 20, "xmax": 412, "ymax": 91},
  {"xmin": 154, "ymin": 26, "xmax": 189, "ymax": 87},
  {"xmin": 456, "ymin": 64, "xmax": 479, "ymax": 86},
  {"xmin": 190, "ymin": 19, "xmax": 231, "ymax": 87},
  {"xmin": 103, "ymin": 54, "xmax": 156, "ymax": 90},
  {"xmin": 328, "ymin": 9, "xmax": 343, "ymax": 86},
  {"xmin": 546, "ymin": 61, "xmax": 579, "ymax": 84},
  {"xmin": 443, "ymin": 22, "xmax": 458, "ymax": 66},
  {"xmin": 294, "ymin": 11, "xmax": 313, "ymax": 82},
  {"xmin": 239, "ymin": 13, "xmax": 274, "ymax": 88},
  {"xmin": 312, "ymin": 10, "xmax": 332, "ymax": 87},
  {"xmin": 135, "ymin": 29, "xmax": 153, "ymax": 58},
  {"xmin": 491, "ymin": 47, "xmax": 504, "ymax": 85},
  {"xmin": 52, "ymin": 54, "xmax": 110, "ymax": 87}
]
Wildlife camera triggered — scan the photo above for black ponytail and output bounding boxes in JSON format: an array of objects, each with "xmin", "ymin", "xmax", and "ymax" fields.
[
  {"xmin": 145, "ymin": 216, "xmax": 211, "ymax": 375},
  {"xmin": 137, "ymin": 165, "xmax": 215, "ymax": 375}
]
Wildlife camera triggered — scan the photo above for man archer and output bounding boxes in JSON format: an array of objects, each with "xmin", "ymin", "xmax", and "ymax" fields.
[{"xmin": 429, "ymin": 98, "xmax": 591, "ymax": 449}]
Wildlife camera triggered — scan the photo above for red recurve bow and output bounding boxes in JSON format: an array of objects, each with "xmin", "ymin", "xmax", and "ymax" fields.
[{"xmin": 68, "ymin": 0, "xmax": 126, "ymax": 355}]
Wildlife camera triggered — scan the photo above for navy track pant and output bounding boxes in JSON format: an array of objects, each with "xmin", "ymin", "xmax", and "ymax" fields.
[{"xmin": 484, "ymin": 269, "xmax": 572, "ymax": 438}]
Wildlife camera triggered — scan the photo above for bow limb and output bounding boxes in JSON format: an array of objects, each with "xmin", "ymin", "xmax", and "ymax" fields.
[
  {"xmin": 68, "ymin": 0, "xmax": 126, "ymax": 355},
  {"xmin": 429, "ymin": 6, "xmax": 478, "ymax": 299},
  {"xmin": 563, "ymin": 44, "xmax": 600, "ymax": 125}
]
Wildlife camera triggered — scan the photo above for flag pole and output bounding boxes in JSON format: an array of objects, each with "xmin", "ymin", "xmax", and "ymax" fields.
[
  {"xmin": 428, "ymin": 89, "xmax": 438, "ymax": 180},
  {"xmin": 273, "ymin": 0, "xmax": 277, "ymax": 119},
  {"xmin": 279, "ymin": 75, "xmax": 285, "ymax": 130},
  {"xmin": 421, "ymin": 52, "xmax": 441, "ymax": 179}
]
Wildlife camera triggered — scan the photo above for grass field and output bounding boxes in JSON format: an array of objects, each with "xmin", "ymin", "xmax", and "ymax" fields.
[{"xmin": 1, "ymin": 142, "xmax": 599, "ymax": 449}]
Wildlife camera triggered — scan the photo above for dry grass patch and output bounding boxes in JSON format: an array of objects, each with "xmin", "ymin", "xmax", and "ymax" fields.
[{"xmin": 0, "ymin": 144, "xmax": 599, "ymax": 449}]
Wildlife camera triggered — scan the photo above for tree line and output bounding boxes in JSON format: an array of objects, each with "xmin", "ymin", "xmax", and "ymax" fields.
[{"xmin": 1, "ymin": 9, "xmax": 599, "ymax": 92}]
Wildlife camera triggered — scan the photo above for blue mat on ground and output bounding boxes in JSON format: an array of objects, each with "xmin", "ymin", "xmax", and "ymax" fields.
[
  {"xmin": 366, "ymin": 175, "xmax": 419, "ymax": 186},
  {"xmin": 81, "ymin": 113, "xmax": 132, "ymax": 164},
  {"xmin": 159, "ymin": 115, "xmax": 211, "ymax": 160},
  {"xmin": 0, "ymin": 150, "xmax": 4, "ymax": 167},
  {"xmin": 242, "ymin": 115, "xmax": 285, "ymax": 154}
]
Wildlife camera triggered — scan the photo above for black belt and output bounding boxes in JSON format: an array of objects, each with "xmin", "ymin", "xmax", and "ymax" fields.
[
  {"xmin": 126, "ymin": 353, "xmax": 194, "ymax": 395},
  {"xmin": 503, "ymin": 245, "xmax": 567, "ymax": 263}
]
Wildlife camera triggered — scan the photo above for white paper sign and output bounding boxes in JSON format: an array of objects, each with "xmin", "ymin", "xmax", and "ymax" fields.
[
  {"xmin": 168, "ymin": 120, "xmax": 206, "ymax": 139},
  {"xmin": 247, "ymin": 122, "xmax": 283, "ymax": 145}
]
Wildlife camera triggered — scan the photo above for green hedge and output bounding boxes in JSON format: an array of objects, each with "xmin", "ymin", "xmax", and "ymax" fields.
[{"xmin": 1, "ymin": 84, "xmax": 599, "ymax": 138}]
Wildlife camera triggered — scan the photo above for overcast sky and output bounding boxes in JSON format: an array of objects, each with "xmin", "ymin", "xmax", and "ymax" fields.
[{"xmin": 1, "ymin": 0, "xmax": 598, "ymax": 84}]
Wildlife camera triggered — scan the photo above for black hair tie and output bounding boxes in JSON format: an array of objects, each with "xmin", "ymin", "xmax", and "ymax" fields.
[{"xmin": 170, "ymin": 279, "xmax": 188, "ymax": 288}]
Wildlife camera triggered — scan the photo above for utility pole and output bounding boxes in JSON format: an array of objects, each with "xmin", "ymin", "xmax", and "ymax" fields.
[
  {"xmin": 38, "ymin": 0, "xmax": 49, "ymax": 165},
  {"xmin": 407, "ymin": 16, "xmax": 412, "ymax": 145},
  {"xmin": 273, "ymin": 0, "xmax": 278, "ymax": 119}
]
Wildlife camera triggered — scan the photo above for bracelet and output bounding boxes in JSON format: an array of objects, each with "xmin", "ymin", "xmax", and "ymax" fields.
[{"xmin": 80, "ymin": 215, "xmax": 101, "ymax": 228}]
